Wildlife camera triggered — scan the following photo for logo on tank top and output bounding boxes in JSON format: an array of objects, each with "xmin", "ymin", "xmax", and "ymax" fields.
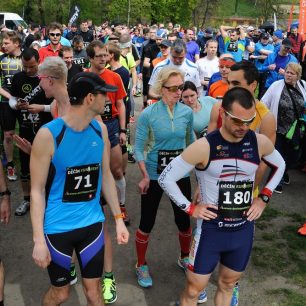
[
  {"xmin": 219, "ymin": 164, "xmax": 247, "ymax": 179},
  {"xmin": 22, "ymin": 84, "xmax": 32, "ymax": 94}
]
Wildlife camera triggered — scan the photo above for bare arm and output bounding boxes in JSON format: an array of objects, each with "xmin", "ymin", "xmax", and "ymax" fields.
[
  {"xmin": 115, "ymin": 98, "xmax": 126, "ymax": 145},
  {"xmin": 220, "ymin": 25, "xmax": 233, "ymax": 38},
  {"xmin": 100, "ymin": 123, "xmax": 129, "ymax": 244},
  {"xmin": 0, "ymin": 163, "xmax": 10, "ymax": 225},
  {"xmin": 0, "ymin": 88, "xmax": 11, "ymax": 100},
  {"xmin": 30, "ymin": 128, "xmax": 54, "ymax": 269},
  {"xmin": 143, "ymin": 57, "xmax": 151, "ymax": 68},
  {"xmin": 130, "ymin": 66, "xmax": 137, "ymax": 96},
  {"xmin": 207, "ymin": 101, "xmax": 221, "ymax": 133}
]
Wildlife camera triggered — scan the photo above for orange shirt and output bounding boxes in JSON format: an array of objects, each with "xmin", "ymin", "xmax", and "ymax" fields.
[
  {"xmin": 38, "ymin": 43, "xmax": 62, "ymax": 63},
  {"xmin": 86, "ymin": 69, "xmax": 126, "ymax": 120},
  {"xmin": 208, "ymin": 80, "xmax": 229, "ymax": 99}
]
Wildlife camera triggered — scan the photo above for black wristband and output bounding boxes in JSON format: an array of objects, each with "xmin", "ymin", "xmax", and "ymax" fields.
[
  {"xmin": 120, "ymin": 128, "xmax": 127, "ymax": 134},
  {"xmin": 0, "ymin": 189, "xmax": 11, "ymax": 197}
]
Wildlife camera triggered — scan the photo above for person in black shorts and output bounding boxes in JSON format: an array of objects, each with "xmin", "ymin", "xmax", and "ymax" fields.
[
  {"xmin": 0, "ymin": 31, "xmax": 22, "ymax": 181},
  {"xmin": 9, "ymin": 48, "xmax": 53, "ymax": 216},
  {"xmin": 30, "ymin": 72, "xmax": 129, "ymax": 305}
]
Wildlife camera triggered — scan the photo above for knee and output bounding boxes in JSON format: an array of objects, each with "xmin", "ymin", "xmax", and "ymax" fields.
[
  {"xmin": 218, "ymin": 278, "xmax": 237, "ymax": 292},
  {"xmin": 84, "ymin": 287, "xmax": 101, "ymax": 304},
  {"xmin": 112, "ymin": 167, "xmax": 123, "ymax": 180},
  {"xmin": 184, "ymin": 282, "xmax": 202, "ymax": 300},
  {"xmin": 51, "ymin": 287, "xmax": 70, "ymax": 304},
  {"xmin": 4, "ymin": 132, "xmax": 13, "ymax": 142}
]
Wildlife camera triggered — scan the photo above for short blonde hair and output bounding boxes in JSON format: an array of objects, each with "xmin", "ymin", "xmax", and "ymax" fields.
[
  {"xmin": 286, "ymin": 62, "xmax": 302, "ymax": 79},
  {"xmin": 38, "ymin": 56, "xmax": 68, "ymax": 82},
  {"xmin": 151, "ymin": 67, "xmax": 184, "ymax": 96}
]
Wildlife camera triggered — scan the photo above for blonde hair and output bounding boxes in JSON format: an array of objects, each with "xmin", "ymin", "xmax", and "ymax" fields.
[
  {"xmin": 38, "ymin": 57, "xmax": 68, "ymax": 82},
  {"xmin": 286, "ymin": 62, "xmax": 302, "ymax": 79},
  {"xmin": 151, "ymin": 67, "xmax": 184, "ymax": 96}
]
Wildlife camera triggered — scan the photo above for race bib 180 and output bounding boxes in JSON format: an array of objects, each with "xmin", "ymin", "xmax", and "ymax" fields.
[{"xmin": 218, "ymin": 180, "xmax": 253, "ymax": 220}]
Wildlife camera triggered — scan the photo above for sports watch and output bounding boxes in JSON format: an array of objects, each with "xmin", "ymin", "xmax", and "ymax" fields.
[{"xmin": 258, "ymin": 193, "xmax": 270, "ymax": 204}]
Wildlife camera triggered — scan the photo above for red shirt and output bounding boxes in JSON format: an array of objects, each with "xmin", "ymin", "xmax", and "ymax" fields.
[
  {"xmin": 38, "ymin": 43, "xmax": 62, "ymax": 63},
  {"xmin": 86, "ymin": 68, "xmax": 126, "ymax": 119},
  {"xmin": 288, "ymin": 33, "xmax": 303, "ymax": 54}
]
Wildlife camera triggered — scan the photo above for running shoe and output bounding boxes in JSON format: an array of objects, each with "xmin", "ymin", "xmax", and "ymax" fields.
[
  {"xmin": 128, "ymin": 153, "xmax": 136, "ymax": 163},
  {"xmin": 177, "ymin": 256, "xmax": 189, "ymax": 272},
  {"xmin": 283, "ymin": 172, "xmax": 290, "ymax": 185},
  {"xmin": 15, "ymin": 200, "xmax": 30, "ymax": 216},
  {"xmin": 298, "ymin": 223, "xmax": 306, "ymax": 236},
  {"xmin": 70, "ymin": 264, "xmax": 78, "ymax": 285},
  {"xmin": 274, "ymin": 184, "xmax": 283, "ymax": 194},
  {"xmin": 102, "ymin": 277, "xmax": 117, "ymax": 304},
  {"xmin": 198, "ymin": 289, "xmax": 208, "ymax": 303},
  {"xmin": 135, "ymin": 264, "xmax": 152, "ymax": 288},
  {"xmin": 230, "ymin": 283, "xmax": 239, "ymax": 306},
  {"xmin": 120, "ymin": 206, "xmax": 130, "ymax": 225},
  {"xmin": 7, "ymin": 166, "xmax": 17, "ymax": 181}
]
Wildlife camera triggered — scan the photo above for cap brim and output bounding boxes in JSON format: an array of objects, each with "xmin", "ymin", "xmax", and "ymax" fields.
[{"xmin": 95, "ymin": 84, "xmax": 118, "ymax": 93}]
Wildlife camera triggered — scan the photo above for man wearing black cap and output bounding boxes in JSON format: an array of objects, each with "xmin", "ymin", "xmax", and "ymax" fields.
[
  {"xmin": 30, "ymin": 71, "xmax": 129, "ymax": 306},
  {"xmin": 196, "ymin": 27, "xmax": 214, "ymax": 58},
  {"xmin": 250, "ymin": 32, "xmax": 274, "ymax": 98},
  {"xmin": 259, "ymin": 38, "xmax": 298, "ymax": 92}
]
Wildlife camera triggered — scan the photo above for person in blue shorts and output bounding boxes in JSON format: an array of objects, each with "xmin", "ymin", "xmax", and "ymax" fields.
[{"xmin": 158, "ymin": 87, "xmax": 285, "ymax": 306}]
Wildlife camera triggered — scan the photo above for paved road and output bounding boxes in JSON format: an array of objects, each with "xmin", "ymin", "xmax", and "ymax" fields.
[{"xmin": 1, "ymin": 98, "xmax": 305, "ymax": 305}]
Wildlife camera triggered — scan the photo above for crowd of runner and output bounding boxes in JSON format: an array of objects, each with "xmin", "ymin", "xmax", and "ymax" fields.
[{"xmin": 0, "ymin": 17, "xmax": 305, "ymax": 306}]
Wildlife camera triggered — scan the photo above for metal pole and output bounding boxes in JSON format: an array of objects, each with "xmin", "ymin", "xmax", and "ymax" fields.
[{"xmin": 127, "ymin": 0, "xmax": 131, "ymax": 26}]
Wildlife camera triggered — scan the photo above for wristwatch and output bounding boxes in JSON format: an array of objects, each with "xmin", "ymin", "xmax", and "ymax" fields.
[
  {"xmin": 258, "ymin": 193, "xmax": 270, "ymax": 204},
  {"xmin": 0, "ymin": 189, "xmax": 11, "ymax": 197},
  {"xmin": 120, "ymin": 128, "xmax": 127, "ymax": 134}
]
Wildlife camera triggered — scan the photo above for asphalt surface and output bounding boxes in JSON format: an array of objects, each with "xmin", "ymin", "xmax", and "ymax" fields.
[{"xmin": 0, "ymin": 98, "xmax": 305, "ymax": 306}]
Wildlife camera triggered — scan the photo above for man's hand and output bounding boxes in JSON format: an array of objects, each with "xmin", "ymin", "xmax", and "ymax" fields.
[
  {"xmin": 115, "ymin": 219, "xmax": 129, "ymax": 244},
  {"xmin": 247, "ymin": 198, "xmax": 266, "ymax": 221},
  {"xmin": 119, "ymin": 132, "xmax": 126, "ymax": 146},
  {"xmin": 138, "ymin": 177, "xmax": 150, "ymax": 194},
  {"xmin": 268, "ymin": 64, "xmax": 276, "ymax": 71},
  {"xmin": 32, "ymin": 241, "xmax": 51, "ymax": 269},
  {"xmin": 27, "ymin": 104, "xmax": 44, "ymax": 113},
  {"xmin": 192, "ymin": 204, "xmax": 218, "ymax": 220},
  {"xmin": 13, "ymin": 135, "xmax": 32, "ymax": 155},
  {"xmin": 16, "ymin": 99, "xmax": 29, "ymax": 110},
  {"xmin": 0, "ymin": 197, "xmax": 11, "ymax": 225}
]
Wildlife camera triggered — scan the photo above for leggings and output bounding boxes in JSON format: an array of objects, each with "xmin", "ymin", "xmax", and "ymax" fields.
[{"xmin": 139, "ymin": 177, "xmax": 191, "ymax": 233}]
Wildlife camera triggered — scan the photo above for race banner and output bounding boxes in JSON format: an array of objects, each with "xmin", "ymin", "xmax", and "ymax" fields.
[
  {"xmin": 68, "ymin": 5, "xmax": 80, "ymax": 25},
  {"xmin": 298, "ymin": 0, "xmax": 306, "ymax": 61},
  {"xmin": 287, "ymin": 3, "xmax": 294, "ymax": 32}
]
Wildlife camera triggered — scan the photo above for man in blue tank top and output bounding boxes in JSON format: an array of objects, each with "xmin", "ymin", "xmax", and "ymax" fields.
[{"xmin": 30, "ymin": 72, "xmax": 129, "ymax": 306}]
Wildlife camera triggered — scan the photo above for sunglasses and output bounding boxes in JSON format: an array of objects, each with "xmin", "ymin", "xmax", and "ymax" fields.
[
  {"xmin": 163, "ymin": 84, "xmax": 184, "ymax": 92},
  {"xmin": 38, "ymin": 75, "xmax": 60, "ymax": 80},
  {"xmin": 49, "ymin": 33, "xmax": 61, "ymax": 37},
  {"xmin": 223, "ymin": 108, "xmax": 256, "ymax": 126}
]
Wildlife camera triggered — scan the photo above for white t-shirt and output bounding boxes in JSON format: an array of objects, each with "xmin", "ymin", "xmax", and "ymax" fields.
[
  {"xmin": 197, "ymin": 56, "xmax": 219, "ymax": 83},
  {"xmin": 149, "ymin": 58, "xmax": 201, "ymax": 88}
]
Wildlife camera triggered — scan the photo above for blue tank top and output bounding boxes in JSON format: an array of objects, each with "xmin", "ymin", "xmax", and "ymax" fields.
[{"xmin": 44, "ymin": 118, "xmax": 105, "ymax": 234}]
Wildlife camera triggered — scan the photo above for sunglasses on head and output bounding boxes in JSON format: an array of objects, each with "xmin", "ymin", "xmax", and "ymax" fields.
[
  {"xmin": 49, "ymin": 33, "xmax": 61, "ymax": 37},
  {"xmin": 222, "ymin": 108, "xmax": 256, "ymax": 126},
  {"xmin": 163, "ymin": 84, "xmax": 184, "ymax": 92}
]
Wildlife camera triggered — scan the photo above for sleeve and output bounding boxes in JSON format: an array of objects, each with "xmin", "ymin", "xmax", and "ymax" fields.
[
  {"xmin": 158, "ymin": 155, "xmax": 194, "ymax": 213},
  {"xmin": 186, "ymin": 110, "xmax": 195, "ymax": 146},
  {"xmin": 261, "ymin": 85, "xmax": 274, "ymax": 109},
  {"xmin": 135, "ymin": 111, "xmax": 150, "ymax": 162},
  {"xmin": 132, "ymin": 45, "xmax": 140, "ymax": 61},
  {"xmin": 114, "ymin": 74, "xmax": 127, "ymax": 100},
  {"xmin": 258, "ymin": 54, "xmax": 271, "ymax": 73},
  {"xmin": 148, "ymin": 65, "xmax": 161, "ymax": 86}
]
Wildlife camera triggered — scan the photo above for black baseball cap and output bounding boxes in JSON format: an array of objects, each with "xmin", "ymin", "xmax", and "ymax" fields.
[
  {"xmin": 282, "ymin": 38, "xmax": 292, "ymax": 48},
  {"xmin": 68, "ymin": 72, "xmax": 117, "ymax": 102},
  {"xmin": 160, "ymin": 39, "xmax": 172, "ymax": 48}
]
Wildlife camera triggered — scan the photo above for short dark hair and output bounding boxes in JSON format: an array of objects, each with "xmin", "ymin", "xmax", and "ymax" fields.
[
  {"xmin": 86, "ymin": 40, "xmax": 105, "ymax": 58},
  {"xmin": 1, "ymin": 31, "xmax": 22, "ymax": 46},
  {"xmin": 182, "ymin": 81, "xmax": 197, "ymax": 94},
  {"xmin": 21, "ymin": 48, "xmax": 39, "ymax": 62},
  {"xmin": 58, "ymin": 46, "xmax": 73, "ymax": 58},
  {"xmin": 107, "ymin": 42, "xmax": 121, "ymax": 61},
  {"xmin": 230, "ymin": 60, "xmax": 259, "ymax": 85},
  {"xmin": 171, "ymin": 39, "xmax": 186, "ymax": 53},
  {"xmin": 222, "ymin": 87, "xmax": 255, "ymax": 112},
  {"xmin": 47, "ymin": 22, "xmax": 63, "ymax": 35},
  {"xmin": 72, "ymin": 35, "xmax": 84, "ymax": 45}
]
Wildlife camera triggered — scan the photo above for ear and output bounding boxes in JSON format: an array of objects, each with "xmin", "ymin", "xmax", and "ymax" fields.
[{"xmin": 250, "ymin": 81, "xmax": 257, "ymax": 93}]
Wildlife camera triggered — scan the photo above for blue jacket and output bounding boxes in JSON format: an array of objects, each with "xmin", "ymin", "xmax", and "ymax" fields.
[{"xmin": 259, "ymin": 52, "xmax": 298, "ymax": 88}]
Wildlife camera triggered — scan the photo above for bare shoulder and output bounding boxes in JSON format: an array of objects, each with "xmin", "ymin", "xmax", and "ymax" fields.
[
  {"xmin": 256, "ymin": 133, "xmax": 274, "ymax": 156},
  {"xmin": 182, "ymin": 137, "xmax": 210, "ymax": 167}
]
